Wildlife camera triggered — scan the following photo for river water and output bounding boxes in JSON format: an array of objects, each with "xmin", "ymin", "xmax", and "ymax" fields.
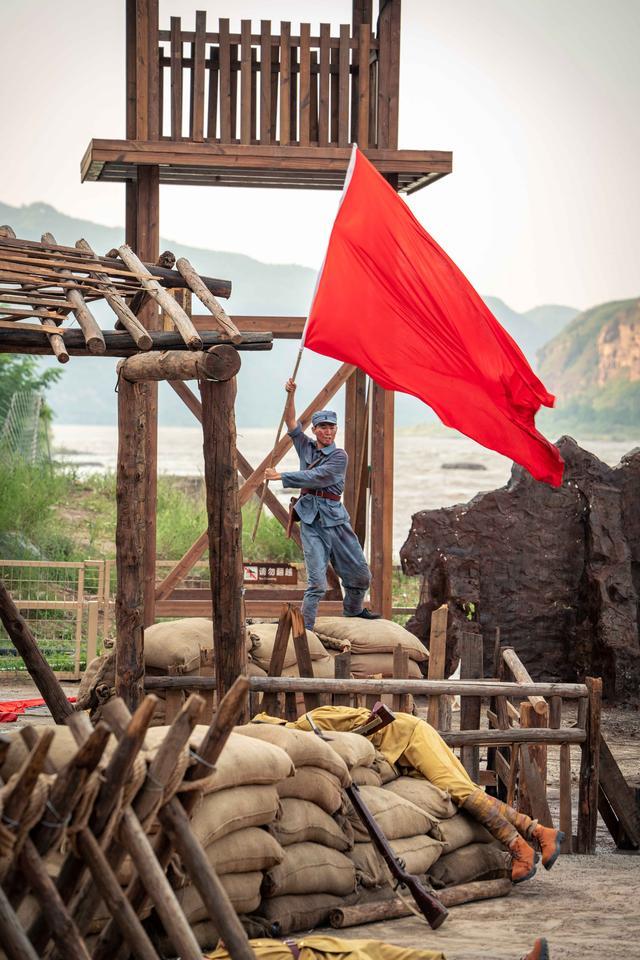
[{"xmin": 51, "ymin": 424, "xmax": 638, "ymax": 557}]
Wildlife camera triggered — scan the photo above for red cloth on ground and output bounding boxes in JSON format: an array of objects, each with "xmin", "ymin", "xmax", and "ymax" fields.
[
  {"xmin": 304, "ymin": 147, "xmax": 564, "ymax": 486},
  {"xmin": 0, "ymin": 696, "xmax": 76, "ymax": 723}
]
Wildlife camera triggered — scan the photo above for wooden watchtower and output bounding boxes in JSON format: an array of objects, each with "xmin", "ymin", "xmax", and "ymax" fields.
[{"xmin": 81, "ymin": 0, "xmax": 452, "ymax": 625}]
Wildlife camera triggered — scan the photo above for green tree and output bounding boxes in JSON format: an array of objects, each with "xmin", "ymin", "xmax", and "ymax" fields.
[{"xmin": 0, "ymin": 355, "xmax": 61, "ymax": 421}]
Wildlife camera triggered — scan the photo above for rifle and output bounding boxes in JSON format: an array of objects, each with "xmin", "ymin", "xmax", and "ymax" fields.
[{"xmin": 305, "ymin": 705, "xmax": 449, "ymax": 930}]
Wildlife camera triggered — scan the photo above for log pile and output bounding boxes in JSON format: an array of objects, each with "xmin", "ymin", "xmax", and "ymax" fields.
[
  {"xmin": 0, "ymin": 228, "xmax": 257, "ymax": 363},
  {"xmin": 401, "ymin": 437, "xmax": 640, "ymax": 702}
]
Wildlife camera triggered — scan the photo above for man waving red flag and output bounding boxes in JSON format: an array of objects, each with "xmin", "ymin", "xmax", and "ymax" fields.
[{"xmin": 303, "ymin": 147, "xmax": 564, "ymax": 487}]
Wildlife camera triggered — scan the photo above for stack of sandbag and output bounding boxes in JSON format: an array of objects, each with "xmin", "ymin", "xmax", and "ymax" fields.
[
  {"xmin": 344, "ymin": 784, "xmax": 444, "ymax": 888},
  {"xmin": 313, "ymin": 617, "xmax": 427, "ymax": 680},
  {"xmin": 247, "ymin": 621, "xmax": 336, "ymax": 678},
  {"xmin": 149, "ymin": 724, "xmax": 294, "ymax": 945},
  {"xmin": 383, "ymin": 773, "xmax": 510, "ymax": 888},
  {"xmin": 237, "ymin": 723, "xmax": 357, "ymax": 934}
]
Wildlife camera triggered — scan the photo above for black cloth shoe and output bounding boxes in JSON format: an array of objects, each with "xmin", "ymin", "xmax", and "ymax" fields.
[{"xmin": 353, "ymin": 608, "xmax": 382, "ymax": 620}]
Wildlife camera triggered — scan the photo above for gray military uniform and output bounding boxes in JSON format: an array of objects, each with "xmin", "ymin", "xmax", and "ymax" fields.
[{"xmin": 281, "ymin": 422, "xmax": 371, "ymax": 629}]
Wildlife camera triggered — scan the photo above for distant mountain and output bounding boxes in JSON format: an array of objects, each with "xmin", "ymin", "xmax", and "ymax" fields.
[
  {"xmin": 1, "ymin": 201, "xmax": 577, "ymax": 427},
  {"xmin": 537, "ymin": 297, "xmax": 640, "ymax": 435}
]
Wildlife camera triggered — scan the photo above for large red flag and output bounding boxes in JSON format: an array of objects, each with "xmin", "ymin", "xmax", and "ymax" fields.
[{"xmin": 304, "ymin": 147, "xmax": 564, "ymax": 486}]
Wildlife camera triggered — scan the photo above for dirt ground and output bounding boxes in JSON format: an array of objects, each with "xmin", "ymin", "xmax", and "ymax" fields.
[{"xmin": 2, "ymin": 679, "xmax": 639, "ymax": 960}]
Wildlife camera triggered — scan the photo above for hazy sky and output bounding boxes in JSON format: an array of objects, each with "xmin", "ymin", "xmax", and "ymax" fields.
[{"xmin": 1, "ymin": 0, "xmax": 638, "ymax": 313}]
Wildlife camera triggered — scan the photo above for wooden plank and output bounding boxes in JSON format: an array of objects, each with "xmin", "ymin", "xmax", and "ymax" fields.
[
  {"xmin": 460, "ymin": 631, "xmax": 483, "ymax": 780},
  {"xmin": 270, "ymin": 39, "xmax": 279, "ymax": 144},
  {"xmin": 369, "ymin": 382, "xmax": 394, "ymax": 617},
  {"xmin": 560, "ymin": 742, "xmax": 573, "ymax": 853},
  {"xmin": 290, "ymin": 606, "xmax": 320, "ymax": 712},
  {"xmin": 193, "ymin": 314, "xmax": 305, "ymax": 336},
  {"xmin": 115, "ymin": 377, "xmax": 147, "ymax": 711},
  {"xmin": 299, "ymin": 23, "xmax": 311, "ymax": 145},
  {"xmin": 230, "ymin": 42, "xmax": 239, "ymax": 141},
  {"xmin": 330, "ymin": 44, "xmax": 339, "ymax": 144},
  {"xmin": 190, "ymin": 9, "xmax": 206, "ymax": 141},
  {"xmin": 343, "ymin": 367, "xmax": 367, "ymax": 541},
  {"xmin": 519, "ymin": 701, "xmax": 549, "ymax": 817},
  {"xmin": 200, "ymin": 377, "xmax": 246, "ymax": 709},
  {"xmin": 338, "ymin": 24, "xmax": 350, "ymax": 146},
  {"xmin": 357, "ymin": 24, "xmax": 370, "ymax": 147},
  {"xmin": 309, "ymin": 51, "xmax": 319, "ymax": 143},
  {"xmin": 503, "ymin": 647, "xmax": 547, "ymax": 714},
  {"xmin": 240, "ymin": 20, "xmax": 252, "ymax": 144},
  {"xmin": 333, "ymin": 652, "xmax": 352, "ymax": 706},
  {"xmin": 598, "ymin": 733, "xmax": 640, "ymax": 848},
  {"xmin": 289, "ymin": 42, "xmax": 298, "ymax": 142},
  {"xmin": 171, "ymin": 17, "xmax": 182, "ymax": 140},
  {"xmin": 427, "ymin": 603, "xmax": 448, "ymax": 730},
  {"xmin": 207, "ymin": 45, "xmax": 219, "ymax": 140},
  {"xmin": 392, "ymin": 645, "xmax": 411, "ymax": 713},
  {"xmin": 519, "ymin": 738, "xmax": 554, "ymax": 828},
  {"xmin": 251, "ymin": 48, "xmax": 258, "ymax": 141},
  {"xmin": 279, "ymin": 22, "xmax": 291, "ymax": 145},
  {"xmin": 318, "ymin": 23, "xmax": 330, "ymax": 146},
  {"xmin": 260, "ymin": 20, "xmax": 272, "ymax": 143},
  {"xmin": 262, "ymin": 604, "xmax": 292, "ymax": 717},
  {"xmin": 576, "ymin": 677, "xmax": 602, "ymax": 854},
  {"xmin": 218, "ymin": 17, "xmax": 231, "ymax": 142}
]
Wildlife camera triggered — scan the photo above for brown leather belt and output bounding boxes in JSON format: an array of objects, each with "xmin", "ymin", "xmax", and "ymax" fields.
[{"xmin": 301, "ymin": 488, "xmax": 341, "ymax": 502}]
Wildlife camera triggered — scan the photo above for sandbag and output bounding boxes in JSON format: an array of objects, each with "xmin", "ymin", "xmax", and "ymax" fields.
[
  {"xmin": 207, "ymin": 826, "xmax": 285, "ymax": 874},
  {"xmin": 249, "ymin": 622, "xmax": 329, "ymax": 670},
  {"xmin": 372, "ymin": 751, "xmax": 399, "ymax": 784},
  {"xmin": 144, "ymin": 617, "xmax": 226, "ymax": 672},
  {"xmin": 262, "ymin": 841, "xmax": 356, "ymax": 897},
  {"xmin": 314, "ymin": 618, "xmax": 428, "ymax": 662},
  {"xmin": 426, "ymin": 842, "xmax": 511, "ymax": 889},
  {"xmin": 273, "ymin": 798, "xmax": 353, "ymax": 852},
  {"xmin": 281, "ymin": 656, "xmax": 335, "ymax": 679},
  {"xmin": 350, "ymin": 834, "xmax": 444, "ymax": 887},
  {"xmin": 277, "ymin": 766, "xmax": 344, "ymax": 815},
  {"xmin": 189, "ymin": 785, "xmax": 280, "ymax": 847},
  {"xmin": 238, "ymin": 725, "xmax": 349, "ymax": 784},
  {"xmin": 178, "ymin": 871, "xmax": 263, "ymax": 922},
  {"xmin": 351, "ymin": 766, "xmax": 383, "ymax": 787},
  {"xmin": 349, "ymin": 653, "xmax": 423, "ymax": 679},
  {"xmin": 320, "ymin": 731, "xmax": 376, "ymax": 770},
  {"xmin": 383, "ymin": 776, "xmax": 457, "ymax": 821},
  {"xmin": 142, "ymin": 727, "xmax": 294, "ymax": 794},
  {"xmin": 346, "ymin": 785, "xmax": 435, "ymax": 841},
  {"xmin": 256, "ymin": 892, "xmax": 345, "ymax": 936},
  {"xmin": 429, "ymin": 811, "xmax": 493, "ymax": 852}
]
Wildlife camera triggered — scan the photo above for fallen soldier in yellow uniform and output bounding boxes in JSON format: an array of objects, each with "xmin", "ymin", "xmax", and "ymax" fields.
[
  {"xmin": 207, "ymin": 933, "xmax": 549, "ymax": 960},
  {"xmin": 255, "ymin": 706, "xmax": 563, "ymax": 885}
]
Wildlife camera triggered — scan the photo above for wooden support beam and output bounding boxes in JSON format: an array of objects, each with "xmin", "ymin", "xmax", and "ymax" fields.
[
  {"xmin": 115, "ymin": 377, "xmax": 147, "ymax": 710},
  {"xmin": 460, "ymin": 631, "xmax": 483, "ymax": 780},
  {"xmin": 40, "ymin": 232, "xmax": 106, "ymax": 354},
  {"xmin": 576, "ymin": 677, "xmax": 602, "ymax": 854},
  {"xmin": 117, "ymin": 345, "xmax": 240, "ymax": 382},
  {"xmin": 344, "ymin": 367, "xmax": 368, "ymax": 544},
  {"xmin": 598, "ymin": 733, "xmax": 640, "ymax": 849},
  {"xmin": 261, "ymin": 604, "xmax": 293, "ymax": 717},
  {"xmin": 427, "ymin": 603, "xmax": 450, "ymax": 731},
  {"xmin": 502, "ymin": 647, "xmax": 548, "ymax": 715},
  {"xmin": 175, "ymin": 257, "xmax": 242, "ymax": 342},
  {"xmin": 200, "ymin": 376, "xmax": 246, "ymax": 712},
  {"xmin": 0, "ymin": 581, "xmax": 73, "ymax": 723},
  {"xmin": 290, "ymin": 605, "xmax": 320, "ymax": 712},
  {"xmin": 369, "ymin": 382, "xmax": 394, "ymax": 617}
]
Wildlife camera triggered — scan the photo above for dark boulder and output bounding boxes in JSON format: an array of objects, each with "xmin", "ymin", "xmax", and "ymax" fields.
[{"xmin": 400, "ymin": 437, "xmax": 640, "ymax": 701}]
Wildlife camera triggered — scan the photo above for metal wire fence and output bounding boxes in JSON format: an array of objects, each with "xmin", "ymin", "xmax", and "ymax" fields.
[{"xmin": 0, "ymin": 389, "xmax": 45, "ymax": 463}]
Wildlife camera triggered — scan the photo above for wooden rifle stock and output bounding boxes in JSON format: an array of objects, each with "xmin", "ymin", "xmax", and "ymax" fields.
[
  {"xmin": 352, "ymin": 701, "xmax": 396, "ymax": 736},
  {"xmin": 345, "ymin": 783, "xmax": 448, "ymax": 930}
]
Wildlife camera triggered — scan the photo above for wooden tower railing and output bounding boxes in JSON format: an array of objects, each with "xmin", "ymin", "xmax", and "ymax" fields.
[{"xmin": 158, "ymin": 16, "xmax": 392, "ymax": 151}]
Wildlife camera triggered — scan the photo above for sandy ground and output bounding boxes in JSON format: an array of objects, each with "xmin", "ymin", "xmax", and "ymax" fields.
[{"xmin": 2, "ymin": 679, "xmax": 639, "ymax": 960}]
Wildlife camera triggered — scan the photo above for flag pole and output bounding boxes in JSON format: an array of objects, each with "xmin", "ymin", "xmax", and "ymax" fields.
[{"xmin": 250, "ymin": 346, "xmax": 304, "ymax": 542}]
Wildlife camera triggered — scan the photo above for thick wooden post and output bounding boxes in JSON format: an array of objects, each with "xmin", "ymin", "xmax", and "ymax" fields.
[
  {"xmin": 200, "ymin": 377, "xmax": 246, "ymax": 711},
  {"xmin": 344, "ymin": 368, "xmax": 368, "ymax": 544},
  {"xmin": 576, "ymin": 676, "xmax": 602, "ymax": 853},
  {"xmin": 369, "ymin": 382, "xmax": 394, "ymax": 617},
  {"xmin": 460, "ymin": 631, "xmax": 483, "ymax": 780},
  {"xmin": 115, "ymin": 378, "xmax": 148, "ymax": 710}
]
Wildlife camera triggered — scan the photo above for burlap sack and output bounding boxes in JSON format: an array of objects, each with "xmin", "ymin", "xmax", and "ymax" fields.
[
  {"xmin": 349, "ymin": 654, "xmax": 423, "ymax": 679},
  {"xmin": 426, "ymin": 842, "xmax": 511, "ymax": 889},
  {"xmin": 262, "ymin": 841, "xmax": 356, "ymax": 897},
  {"xmin": 207, "ymin": 826, "xmax": 284, "ymax": 874},
  {"xmin": 273, "ymin": 798, "xmax": 353, "ymax": 852},
  {"xmin": 383, "ymin": 776, "xmax": 457, "ymax": 821},
  {"xmin": 281, "ymin": 655, "xmax": 335, "ymax": 679},
  {"xmin": 321, "ymin": 731, "xmax": 376, "ymax": 771},
  {"xmin": 237, "ymin": 725, "xmax": 349, "ymax": 784},
  {"xmin": 189, "ymin": 784, "xmax": 280, "ymax": 847},
  {"xmin": 142, "ymin": 727, "xmax": 294, "ymax": 794},
  {"xmin": 256, "ymin": 892, "xmax": 345, "ymax": 935},
  {"xmin": 314, "ymin": 618, "xmax": 428, "ymax": 662},
  {"xmin": 248, "ymin": 622, "xmax": 328, "ymax": 670},
  {"xmin": 277, "ymin": 767, "xmax": 344, "ymax": 814},
  {"xmin": 144, "ymin": 618, "xmax": 222, "ymax": 672},
  {"xmin": 350, "ymin": 834, "xmax": 444, "ymax": 887},
  {"xmin": 177, "ymin": 871, "xmax": 263, "ymax": 922},
  {"xmin": 346, "ymin": 785, "xmax": 435, "ymax": 841},
  {"xmin": 372, "ymin": 751, "xmax": 399, "ymax": 784},
  {"xmin": 429, "ymin": 811, "xmax": 493, "ymax": 852},
  {"xmin": 351, "ymin": 766, "xmax": 383, "ymax": 787}
]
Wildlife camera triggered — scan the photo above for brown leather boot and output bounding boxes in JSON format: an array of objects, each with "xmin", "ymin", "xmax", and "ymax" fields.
[
  {"xmin": 509, "ymin": 834, "xmax": 537, "ymax": 884},
  {"xmin": 532, "ymin": 824, "xmax": 565, "ymax": 870},
  {"xmin": 521, "ymin": 937, "xmax": 550, "ymax": 960}
]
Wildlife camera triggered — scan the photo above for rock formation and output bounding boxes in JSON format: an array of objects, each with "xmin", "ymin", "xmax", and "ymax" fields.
[{"xmin": 400, "ymin": 437, "xmax": 640, "ymax": 701}]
